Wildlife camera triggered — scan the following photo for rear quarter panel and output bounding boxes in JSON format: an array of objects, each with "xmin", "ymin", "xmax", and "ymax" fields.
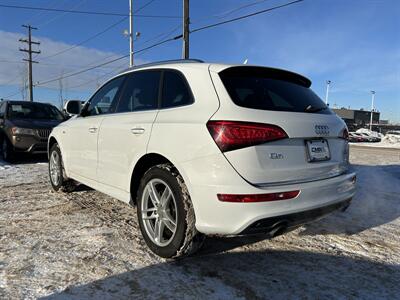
[
  {"xmin": 147, "ymin": 65, "xmax": 221, "ymax": 186},
  {"xmin": 148, "ymin": 65, "xmax": 221, "ymax": 160}
]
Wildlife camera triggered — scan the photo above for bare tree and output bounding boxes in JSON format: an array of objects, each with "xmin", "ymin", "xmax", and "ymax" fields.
[
  {"xmin": 19, "ymin": 65, "xmax": 28, "ymax": 100},
  {"xmin": 58, "ymin": 70, "xmax": 67, "ymax": 110},
  {"xmin": 58, "ymin": 78, "xmax": 63, "ymax": 110}
]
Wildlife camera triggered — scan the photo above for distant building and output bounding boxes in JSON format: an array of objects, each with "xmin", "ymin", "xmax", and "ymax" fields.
[{"xmin": 332, "ymin": 108, "xmax": 380, "ymax": 131}]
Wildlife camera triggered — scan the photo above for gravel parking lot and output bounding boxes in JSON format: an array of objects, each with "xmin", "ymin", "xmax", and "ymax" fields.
[{"xmin": 1, "ymin": 146, "xmax": 399, "ymax": 299}]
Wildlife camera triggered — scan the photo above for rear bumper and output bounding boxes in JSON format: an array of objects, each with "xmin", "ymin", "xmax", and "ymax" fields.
[
  {"xmin": 240, "ymin": 198, "xmax": 351, "ymax": 235},
  {"xmin": 179, "ymin": 153, "xmax": 357, "ymax": 235}
]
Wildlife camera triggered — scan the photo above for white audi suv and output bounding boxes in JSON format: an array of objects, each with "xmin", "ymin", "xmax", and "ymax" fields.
[{"xmin": 48, "ymin": 59, "xmax": 356, "ymax": 258}]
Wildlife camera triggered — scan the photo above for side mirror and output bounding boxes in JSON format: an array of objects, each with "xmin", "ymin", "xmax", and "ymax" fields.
[{"xmin": 64, "ymin": 100, "xmax": 82, "ymax": 116}]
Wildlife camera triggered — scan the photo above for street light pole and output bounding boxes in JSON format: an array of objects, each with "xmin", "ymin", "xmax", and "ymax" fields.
[
  {"xmin": 325, "ymin": 80, "xmax": 331, "ymax": 105},
  {"xmin": 369, "ymin": 91, "xmax": 376, "ymax": 131},
  {"xmin": 129, "ymin": 0, "xmax": 134, "ymax": 67}
]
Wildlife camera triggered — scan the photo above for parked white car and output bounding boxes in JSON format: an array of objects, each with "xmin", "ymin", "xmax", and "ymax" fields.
[{"xmin": 48, "ymin": 60, "xmax": 356, "ymax": 258}]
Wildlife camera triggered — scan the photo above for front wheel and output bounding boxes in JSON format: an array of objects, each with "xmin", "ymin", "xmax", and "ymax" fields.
[
  {"xmin": 137, "ymin": 164, "xmax": 204, "ymax": 258},
  {"xmin": 1, "ymin": 138, "xmax": 15, "ymax": 162},
  {"xmin": 49, "ymin": 143, "xmax": 75, "ymax": 192}
]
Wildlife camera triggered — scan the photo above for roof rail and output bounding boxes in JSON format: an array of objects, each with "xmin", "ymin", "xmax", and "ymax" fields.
[{"xmin": 119, "ymin": 59, "xmax": 204, "ymax": 73}]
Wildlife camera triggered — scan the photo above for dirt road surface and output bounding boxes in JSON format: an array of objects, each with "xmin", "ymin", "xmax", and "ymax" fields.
[{"xmin": 1, "ymin": 146, "xmax": 399, "ymax": 299}]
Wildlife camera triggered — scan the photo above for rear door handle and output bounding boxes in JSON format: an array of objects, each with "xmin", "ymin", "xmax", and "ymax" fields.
[
  {"xmin": 88, "ymin": 127, "xmax": 98, "ymax": 133},
  {"xmin": 131, "ymin": 127, "xmax": 145, "ymax": 135}
]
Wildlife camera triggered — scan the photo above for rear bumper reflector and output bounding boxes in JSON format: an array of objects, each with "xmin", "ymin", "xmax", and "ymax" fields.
[{"xmin": 217, "ymin": 190, "xmax": 300, "ymax": 203}]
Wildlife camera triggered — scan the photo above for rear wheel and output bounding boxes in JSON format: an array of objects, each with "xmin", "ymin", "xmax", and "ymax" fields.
[
  {"xmin": 137, "ymin": 164, "xmax": 204, "ymax": 258},
  {"xmin": 49, "ymin": 143, "xmax": 75, "ymax": 192},
  {"xmin": 1, "ymin": 138, "xmax": 15, "ymax": 162}
]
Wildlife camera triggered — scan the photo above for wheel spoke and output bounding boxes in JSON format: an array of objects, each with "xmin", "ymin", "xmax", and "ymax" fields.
[
  {"xmin": 159, "ymin": 186, "xmax": 171, "ymax": 208},
  {"xmin": 142, "ymin": 207, "xmax": 157, "ymax": 213},
  {"xmin": 164, "ymin": 211, "xmax": 176, "ymax": 227},
  {"xmin": 143, "ymin": 213, "xmax": 157, "ymax": 220},
  {"xmin": 163, "ymin": 216, "xmax": 176, "ymax": 233},
  {"xmin": 148, "ymin": 182, "xmax": 160, "ymax": 206},
  {"xmin": 154, "ymin": 218, "xmax": 165, "ymax": 243}
]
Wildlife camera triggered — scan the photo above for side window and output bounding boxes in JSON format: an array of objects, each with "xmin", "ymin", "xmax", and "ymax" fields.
[
  {"xmin": 161, "ymin": 71, "xmax": 193, "ymax": 108},
  {"xmin": 86, "ymin": 76, "xmax": 125, "ymax": 116},
  {"xmin": 116, "ymin": 71, "xmax": 160, "ymax": 113}
]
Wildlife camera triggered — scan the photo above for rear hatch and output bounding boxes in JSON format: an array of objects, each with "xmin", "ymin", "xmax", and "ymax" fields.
[{"xmin": 208, "ymin": 65, "xmax": 349, "ymax": 186}]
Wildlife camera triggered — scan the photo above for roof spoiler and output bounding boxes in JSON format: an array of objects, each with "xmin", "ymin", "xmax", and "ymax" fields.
[{"xmin": 219, "ymin": 66, "xmax": 312, "ymax": 88}]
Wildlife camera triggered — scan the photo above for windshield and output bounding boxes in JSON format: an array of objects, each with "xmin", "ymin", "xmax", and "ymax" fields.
[
  {"xmin": 8, "ymin": 103, "xmax": 64, "ymax": 121},
  {"xmin": 219, "ymin": 67, "xmax": 331, "ymax": 114}
]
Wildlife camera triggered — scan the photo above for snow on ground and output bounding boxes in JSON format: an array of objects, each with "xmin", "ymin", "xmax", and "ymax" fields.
[{"xmin": 0, "ymin": 147, "xmax": 399, "ymax": 299}]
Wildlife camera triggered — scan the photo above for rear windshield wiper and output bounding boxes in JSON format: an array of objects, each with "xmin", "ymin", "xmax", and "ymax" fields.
[{"xmin": 305, "ymin": 105, "xmax": 327, "ymax": 113}]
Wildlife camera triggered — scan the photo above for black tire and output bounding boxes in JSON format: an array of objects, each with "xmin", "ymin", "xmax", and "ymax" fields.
[
  {"xmin": 49, "ymin": 143, "xmax": 75, "ymax": 192},
  {"xmin": 137, "ymin": 164, "xmax": 204, "ymax": 258},
  {"xmin": 1, "ymin": 137, "xmax": 15, "ymax": 162}
]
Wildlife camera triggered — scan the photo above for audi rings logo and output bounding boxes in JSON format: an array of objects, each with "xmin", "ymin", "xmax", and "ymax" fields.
[{"xmin": 315, "ymin": 125, "xmax": 330, "ymax": 135}]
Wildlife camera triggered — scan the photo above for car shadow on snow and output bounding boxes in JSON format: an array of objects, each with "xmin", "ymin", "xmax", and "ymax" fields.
[
  {"xmin": 0, "ymin": 153, "xmax": 48, "ymax": 165},
  {"xmin": 300, "ymin": 163, "xmax": 400, "ymax": 236},
  {"xmin": 41, "ymin": 249, "xmax": 399, "ymax": 299}
]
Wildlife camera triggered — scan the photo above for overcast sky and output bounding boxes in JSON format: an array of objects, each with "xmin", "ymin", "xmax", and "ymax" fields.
[{"xmin": 0, "ymin": 0, "xmax": 399, "ymax": 122}]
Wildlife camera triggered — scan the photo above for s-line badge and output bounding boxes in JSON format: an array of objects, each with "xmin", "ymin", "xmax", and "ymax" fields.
[{"xmin": 269, "ymin": 153, "xmax": 284, "ymax": 159}]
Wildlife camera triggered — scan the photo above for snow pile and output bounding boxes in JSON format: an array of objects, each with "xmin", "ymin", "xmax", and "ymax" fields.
[
  {"xmin": 381, "ymin": 134, "xmax": 400, "ymax": 145},
  {"xmin": 351, "ymin": 129, "xmax": 400, "ymax": 149},
  {"xmin": 356, "ymin": 128, "xmax": 384, "ymax": 138}
]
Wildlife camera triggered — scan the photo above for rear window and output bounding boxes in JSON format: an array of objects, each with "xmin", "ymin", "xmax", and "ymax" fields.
[{"xmin": 219, "ymin": 67, "xmax": 331, "ymax": 114}]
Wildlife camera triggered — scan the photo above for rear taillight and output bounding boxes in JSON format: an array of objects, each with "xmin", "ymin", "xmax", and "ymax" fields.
[
  {"xmin": 340, "ymin": 128, "xmax": 349, "ymax": 141},
  {"xmin": 207, "ymin": 121, "xmax": 288, "ymax": 152},
  {"xmin": 217, "ymin": 190, "xmax": 300, "ymax": 203}
]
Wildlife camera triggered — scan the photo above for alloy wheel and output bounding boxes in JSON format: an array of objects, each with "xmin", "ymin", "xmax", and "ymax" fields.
[
  {"xmin": 49, "ymin": 150, "xmax": 61, "ymax": 186},
  {"xmin": 141, "ymin": 178, "xmax": 178, "ymax": 247}
]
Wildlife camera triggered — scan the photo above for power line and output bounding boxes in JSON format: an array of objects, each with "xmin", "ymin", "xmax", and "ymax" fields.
[
  {"xmin": 40, "ymin": 18, "xmax": 128, "ymax": 60},
  {"xmin": 66, "ymin": 61, "xmax": 128, "ymax": 90},
  {"xmin": 138, "ymin": 24, "xmax": 181, "ymax": 46},
  {"xmin": 26, "ymin": 0, "xmax": 304, "ymax": 90},
  {"xmin": 193, "ymin": 0, "xmax": 272, "ymax": 24},
  {"xmin": 161, "ymin": 0, "xmax": 275, "ymax": 54},
  {"xmin": 25, "ymin": 0, "xmax": 66, "ymax": 24},
  {"xmin": 0, "ymin": 3, "xmax": 180, "ymax": 18},
  {"xmin": 37, "ymin": 55, "xmax": 129, "ymax": 86},
  {"xmin": 0, "ymin": 59, "xmax": 116, "ymax": 69},
  {"xmin": 35, "ymin": 0, "xmax": 89, "ymax": 28},
  {"xmin": 35, "ymin": 36, "xmax": 178, "ymax": 86},
  {"xmin": 40, "ymin": 0, "xmax": 158, "ymax": 60},
  {"xmin": 0, "ymin": 73, "xmax": 21, "ymax": 86},
  {"xmin": 2, "ymin": 89, "xmax": 23, "ymax": 100},
  {"xmin": 191, "ymin": 0, "xmax": 304, "ymax": 34}
]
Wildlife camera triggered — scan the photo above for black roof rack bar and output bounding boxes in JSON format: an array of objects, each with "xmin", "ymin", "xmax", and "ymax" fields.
[{"xmin": 119, "ymin": 59, "xmax": 204, "ymax": 73}]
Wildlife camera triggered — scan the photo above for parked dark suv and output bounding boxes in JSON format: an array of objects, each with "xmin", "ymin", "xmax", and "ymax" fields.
[{"xmin": 0, "ymin": 101, "xmax": 65, "ymax": 161}]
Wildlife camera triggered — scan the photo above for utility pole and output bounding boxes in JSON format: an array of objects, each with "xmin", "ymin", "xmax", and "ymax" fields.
[
  {"xmin": 19, "ymin": 25, "xmax": 40, "ymax": 102},
  {"xmin": 182, "ymin": 0, "xmax": 190, "ymax": 59},
  {"xmin": 129, "ymin": 0, "xmax": 134, "ymax": 67},
  {"xmin": 325, "ymin": 80, "xmax": 331, "ymax": 105},
  {"xmin": 369, "ymin": 91, "xmax": 376, "ymax": 131}
]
